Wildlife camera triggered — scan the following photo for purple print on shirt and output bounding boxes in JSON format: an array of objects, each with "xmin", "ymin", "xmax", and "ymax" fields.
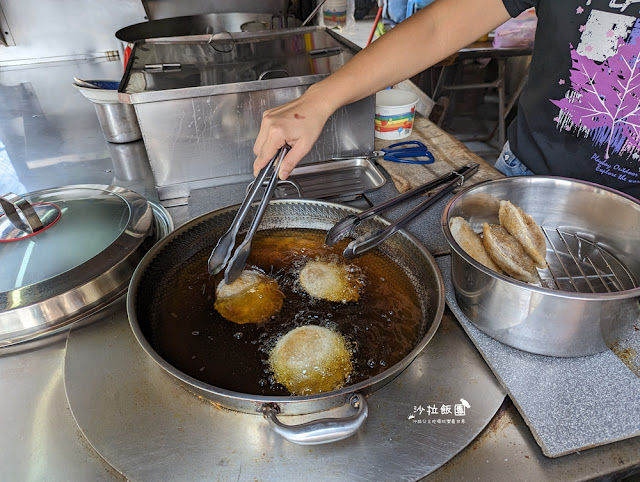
[{"xmin": 552, "ymin": 38, "xmax": 640, "ymax": 159}]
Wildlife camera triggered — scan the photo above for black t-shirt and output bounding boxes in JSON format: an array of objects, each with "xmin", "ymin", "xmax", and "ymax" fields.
[{"xmin": 502, "ymin": 0, "xmax": 640, "ymax": 198}]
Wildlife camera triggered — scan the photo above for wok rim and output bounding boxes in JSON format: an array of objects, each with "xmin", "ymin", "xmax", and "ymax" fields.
[{"xmin": 127, "ymin": 198, "xmax": 445, "ymax": 411}]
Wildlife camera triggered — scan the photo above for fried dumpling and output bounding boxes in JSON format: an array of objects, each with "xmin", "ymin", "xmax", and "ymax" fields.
[
  {"xmin": 214, "ymin": 270, "xmax": 284, "ymax": 324},
  {"xmin": 449, "ymin": 216, "xmax": 502, "ymax": 273},
  {"xmin": 298, "ymin": 260, "xmax": 362, "ymax": 303},
  {"xmin": 269, "ymin": 325, "xmax": 353, "ymax": 395},
  {"xmin": 482, "ymin": 223, "xmax": 540, "ymax": 284},
  {"xmin": 498, "ymin": 200, "xmax": 547, "ymax": 269}
]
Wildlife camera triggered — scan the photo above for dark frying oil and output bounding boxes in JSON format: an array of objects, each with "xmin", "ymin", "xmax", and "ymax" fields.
[{"xmin": 154, "ymin": 228, "xmax": 423, "ymax": 396}]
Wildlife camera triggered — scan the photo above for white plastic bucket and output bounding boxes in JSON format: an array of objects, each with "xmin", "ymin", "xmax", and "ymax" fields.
[
  {"xmin": 375, "ymin": 89, "xmax": 419, "ymax": 140},
  {"xmin": 322, "ymin": 0, "xmax": 348, "ymax": 27}
]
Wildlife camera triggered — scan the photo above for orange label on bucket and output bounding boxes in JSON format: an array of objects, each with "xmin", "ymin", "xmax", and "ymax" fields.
[
  {"xmin": 375, "ymin": 107, "xmax": 416, "ymax": 133},
  {"xmin": 323, "ymin": 10, "xmax": 347, "ymax": 23}
]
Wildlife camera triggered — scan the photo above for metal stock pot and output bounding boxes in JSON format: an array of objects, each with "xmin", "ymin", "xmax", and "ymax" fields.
[
  {"xmin": 127, "ymin": 199, "xmax": 445, "ymax": 444},
  {"xmin": 442, "ymin": 176, "xmax": 640, "ymax": 357}
]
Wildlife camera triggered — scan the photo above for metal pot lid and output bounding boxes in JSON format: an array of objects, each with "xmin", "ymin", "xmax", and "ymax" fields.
[{"xmin": 0, "ymin": 184, "xmax": 162, "ymax": 347}]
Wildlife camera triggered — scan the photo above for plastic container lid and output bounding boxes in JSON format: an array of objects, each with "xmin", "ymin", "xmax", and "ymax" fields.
[{"xmin": 74, "ymin": 83, "xmax": 121, "ymax": 104}]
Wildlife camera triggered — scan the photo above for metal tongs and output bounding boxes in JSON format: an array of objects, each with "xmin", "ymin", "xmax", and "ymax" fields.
[
  {"xmin": 208, "ymin": 145, "xmax": 290, "ymax": 283},
  {"xmin": 326, "ymin": 162, "xmax": 480, "ymax": 259}
]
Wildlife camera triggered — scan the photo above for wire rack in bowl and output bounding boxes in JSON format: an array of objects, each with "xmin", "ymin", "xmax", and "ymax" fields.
[{"xmin": 539, "ymin": 227, "xmax": 638, "ymax": 293}]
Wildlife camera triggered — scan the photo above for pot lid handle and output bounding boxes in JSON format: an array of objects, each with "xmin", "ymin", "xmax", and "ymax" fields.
[{"xmin": 0, "ymin": 192, "xmax": 44, "ymax": 234}]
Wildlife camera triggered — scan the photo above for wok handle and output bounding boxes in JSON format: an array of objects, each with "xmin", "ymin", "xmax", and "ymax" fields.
[{"xmin": 262, "ymin": 395, "xmax": 368, "ymax": 445}]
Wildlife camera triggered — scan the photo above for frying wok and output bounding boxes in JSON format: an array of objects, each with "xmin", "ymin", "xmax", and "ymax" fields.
[{"xmin": 127, "ymin": 199, "xmax": 445, "ymax": 443}]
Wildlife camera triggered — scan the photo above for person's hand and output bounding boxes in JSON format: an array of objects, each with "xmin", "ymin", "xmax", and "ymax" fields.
[
  {"xmin": 253, "ymin": 0, "xmax": 510, "ymax": 180},
  {"xmin": 253, "ymin": 85, "xmax": 335, "ymax": 180}
]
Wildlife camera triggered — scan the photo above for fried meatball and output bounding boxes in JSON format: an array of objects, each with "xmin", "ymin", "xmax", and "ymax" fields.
[
  {"xmin": 269, "ymin": 325, "xmax": 353, "ymax": 395},
  {"xmin": 214, "ymin": 270, "xmax": 284, "ymax": 324},
  {"xmin": 298, "ymin": 260, "xmax": 362, "ymax": 303}
]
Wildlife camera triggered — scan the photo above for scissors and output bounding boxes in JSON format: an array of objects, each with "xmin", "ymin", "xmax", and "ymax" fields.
[{"xmin": 372, "ymin": 140, "xmax": 435, "ymax": 165}]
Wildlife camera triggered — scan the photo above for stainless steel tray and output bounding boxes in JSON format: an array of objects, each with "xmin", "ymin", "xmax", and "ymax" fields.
[{"xmin": 276, "ymin": 158, "xmax": 386, "ymax": 200}]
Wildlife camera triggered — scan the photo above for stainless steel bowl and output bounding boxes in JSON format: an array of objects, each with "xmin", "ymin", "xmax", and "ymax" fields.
[{"xmin": 442, "ymin": 176, "xmax": 640, "ymax": 357}]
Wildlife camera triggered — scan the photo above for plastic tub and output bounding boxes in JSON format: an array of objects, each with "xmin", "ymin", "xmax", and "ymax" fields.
[
  {"xmin": 322, "ymin": 0, "xmax": 348, "ymax": 27},
  {"xmin": 375, "ymin": 89, "xmax": 419, "ymax": 140}
]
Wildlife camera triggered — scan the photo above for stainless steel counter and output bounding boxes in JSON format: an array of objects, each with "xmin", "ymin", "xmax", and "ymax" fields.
[{"xmin": 1, "ymin": 57, "xmax": 639, "ymax": 481}]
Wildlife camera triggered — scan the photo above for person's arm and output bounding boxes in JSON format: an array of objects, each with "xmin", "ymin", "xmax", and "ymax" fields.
[{"xmin": 254, "ymin": 0, "xmax": 512, "ymax": 179}]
